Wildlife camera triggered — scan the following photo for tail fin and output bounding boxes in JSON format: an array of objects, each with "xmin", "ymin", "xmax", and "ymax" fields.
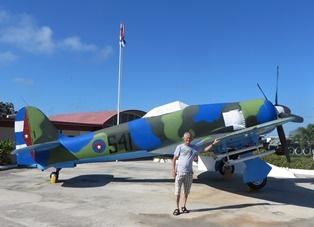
[
  {"xmin": 15, "ymin": 106, "xmax": 58, "ymax": 148},
  {"xmin": 14, "ymin": 106, "xmax": 58, "ymax": 166}
]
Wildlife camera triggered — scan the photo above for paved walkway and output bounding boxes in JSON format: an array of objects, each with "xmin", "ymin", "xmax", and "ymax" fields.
[{"xmin": 0, "ymin": 161, "xmax": 313, "ymax": 226}]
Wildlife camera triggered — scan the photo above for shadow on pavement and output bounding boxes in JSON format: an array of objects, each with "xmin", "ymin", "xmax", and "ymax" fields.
[
  {"xmin": 60, "ymin": 171, "xmax": 314, "ymax": 209},
  {"xmin": 61, "ymin": 174, "xmax": 174, "ymax": 188},
  {"xmin": 190, "ymin": 202, "xmax": 272, "ymax": 213},
  {"xmin": 196, "ymin": 171, "xmax": 314, "ymax": 209},
  {"xmin": 61, "ymin": 174, "xmax": 113, "ymax": 188}
]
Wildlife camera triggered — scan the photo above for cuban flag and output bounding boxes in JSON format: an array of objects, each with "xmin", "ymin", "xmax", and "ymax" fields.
[{"xmin": 120, "ymin": 23, "xmax": 126, "ymax": 48}]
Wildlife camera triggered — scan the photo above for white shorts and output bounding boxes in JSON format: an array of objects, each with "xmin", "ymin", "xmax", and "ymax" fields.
[{"xmin": 174, "ymin": 173, "xmax": 193, "ymax": 196}]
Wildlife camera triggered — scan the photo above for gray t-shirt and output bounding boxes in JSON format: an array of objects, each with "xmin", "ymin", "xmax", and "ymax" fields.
[{"xmin": 174, "ymin": 144, "xmax": 202, "ymax": 174}]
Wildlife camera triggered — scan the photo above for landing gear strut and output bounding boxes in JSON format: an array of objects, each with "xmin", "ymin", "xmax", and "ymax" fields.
[{"xmin": 50, "ymin": 168, "xmax": 61, "ymax": 183}]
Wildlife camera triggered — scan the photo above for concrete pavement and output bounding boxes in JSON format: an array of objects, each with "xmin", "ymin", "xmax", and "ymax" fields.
[{"xmin": 0, "ymin": 160, "xmax": 313, "ymax": 227}]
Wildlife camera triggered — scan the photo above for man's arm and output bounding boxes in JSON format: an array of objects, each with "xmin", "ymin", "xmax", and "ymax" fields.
[
  {"xmin": 172, "ymin": 155, "xmax": 178, "ymax": 178},
  {"xmin": 203, "ymin": 138, "xmax": 219, "ymax": 153}
]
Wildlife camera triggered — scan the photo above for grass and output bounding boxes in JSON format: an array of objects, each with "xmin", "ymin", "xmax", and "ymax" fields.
[
  {"xmin": 201, "ymin": 149, "xmax": 314, "ymax": 170},
  {"xmin": 0, "ymin": 140, "xmax": 14, "ymax": 165},
  {"xmin": 262, "ymin": 154, "xmax": 314, "ymax": 170}
]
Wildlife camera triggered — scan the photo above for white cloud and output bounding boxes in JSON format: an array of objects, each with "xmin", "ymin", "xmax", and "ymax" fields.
[
  {"xmin": 0, "ymin": 51, "xmax": 19, "ymax": 64},
  {"xmin": 60, "ymin": 36, "xmax": 97, "ymax": 52},
  {"xmin": 12, "ymin": 77, "xmax": 34, "ymax": 86},
  {"xmin": 0, "ymin": 9, "xmax": 112, "ymax": 59},
  {"xmin": 0, "ymin": 11, "xmax": 55, "ymax": 53},
  {"xmin": 99, "ymin": 46, "xmax": 113, "ymax": 60}
]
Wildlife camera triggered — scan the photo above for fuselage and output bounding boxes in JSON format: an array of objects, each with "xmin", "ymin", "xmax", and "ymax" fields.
[{"xmin": 58, "ymin": 99, "xmax": 278, "ymax": 165}]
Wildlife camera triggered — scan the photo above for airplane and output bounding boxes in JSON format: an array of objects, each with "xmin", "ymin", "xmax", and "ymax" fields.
[{"xmin": 12, "ymin": 89, "xmax": 303, "ymax": 190}]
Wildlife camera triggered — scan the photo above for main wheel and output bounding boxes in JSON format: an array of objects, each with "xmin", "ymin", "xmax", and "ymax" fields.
[
  {"xmin": 216, "ymin": 160, "xmax": 235, "ymax": 176},
  {"xmin": 247, "ymin": 178, "xmax": 267, "ymax": 190}
]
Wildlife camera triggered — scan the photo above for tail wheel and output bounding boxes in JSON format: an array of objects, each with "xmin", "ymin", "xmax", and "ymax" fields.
[
  {"xmin": 50, "ymin": 172, "xmax": 58, "ymax": 183},
  {"xmin": 50, "ymin": 171, "xmax": 59, "ymax": 183},
  {"xmin": 247, "ymin": 178, "xmax": 267, "ymax": 190}
]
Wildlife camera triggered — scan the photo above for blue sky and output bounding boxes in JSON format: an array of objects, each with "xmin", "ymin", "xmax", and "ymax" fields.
[{"xmin": 0, "ymin": 0, "xmax": 313, "ymax": 133}]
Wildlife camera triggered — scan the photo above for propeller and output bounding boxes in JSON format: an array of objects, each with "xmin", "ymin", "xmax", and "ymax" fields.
[
  {"xmin": 257, "ymin": 83, "xmax": 269, "ymax": 101},
  {"xmin": 257, "ymin": 66, "xmax": 292, "ymax": 162},
  {"xmin": 275, "ymin": 66, "xmax": 279, "ymax": 105},
  {"xmin": 274, "ymin": 66, "xmax": 291, "ymax": 163},
  {"xmin": 276, "ymin": 125, "xmax": 290, "ymax": 162}
]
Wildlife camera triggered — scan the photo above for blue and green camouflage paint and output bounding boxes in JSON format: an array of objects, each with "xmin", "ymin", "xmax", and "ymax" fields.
[{"xmin": 15, "ymin": 99, "xmax": 277, "ymax": 169}]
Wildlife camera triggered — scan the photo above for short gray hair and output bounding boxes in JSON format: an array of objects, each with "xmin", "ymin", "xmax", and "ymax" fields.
[{"xmin": 182, "ymin": 131, "xmax": 192, "ymax": 139}]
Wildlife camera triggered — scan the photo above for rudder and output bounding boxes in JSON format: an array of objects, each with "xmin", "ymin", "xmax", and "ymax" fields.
[{"xmin": 14, "ymin": 106, "xmax": 58, "ymax": 166}]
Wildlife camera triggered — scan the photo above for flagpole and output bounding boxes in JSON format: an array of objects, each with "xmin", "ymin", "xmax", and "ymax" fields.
[
  {"xmin": 117, "ymin": 23, "xmax": 125, "ymax": 125},
  {"xmin": 117, "ymin": 34, "xmax": 122, "ymax": 125}
]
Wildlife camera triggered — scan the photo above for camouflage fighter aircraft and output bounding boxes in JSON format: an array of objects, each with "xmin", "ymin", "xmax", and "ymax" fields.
[{"xmin": 12, "ymin": 95, "xmax": 303, "ymax": 189}]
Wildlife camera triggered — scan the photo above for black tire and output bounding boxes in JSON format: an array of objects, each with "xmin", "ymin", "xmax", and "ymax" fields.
[
  {"xmin": 295, "ymin": 146, "xmax": 302, "ymax": 156},
  {"xmin": 216, "ymin": 160, "xmax": 235, "ymax": 175},
  {"xmin": 247, "ymin": 178, "xmax": 267, "ymax": 190},
  {"xmin": 303, "ymin": 147, "xmax": 311, "ymax": 156},
  {"xmin": 288, "ymin": 146, "xmax": 295, "ymax": 155}
]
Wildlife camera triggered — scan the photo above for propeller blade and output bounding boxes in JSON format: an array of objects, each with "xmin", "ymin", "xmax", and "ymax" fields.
[
  {"xmin": 257, "ymin": 83, "xmax": 269, "ymax": 101},
  {"xmin": 276, "ymin": 125, "xmax": 290, "ymax": 163},
  {"xmin": 275, "ymin": 65, "xmax": 279, "ymax": 105}
]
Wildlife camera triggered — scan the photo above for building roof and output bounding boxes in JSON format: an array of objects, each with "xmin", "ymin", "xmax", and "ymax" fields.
[
  {"xmin": 49, "ymin": 111, "xmax": 117, "ymax": 125},
  {"xmin": 49, "ymin": 109, "xmax": 146, "ymax": 131},
  {"xmin": 0, "ymin": 109, "xmax": 146, "ymax": 131}
]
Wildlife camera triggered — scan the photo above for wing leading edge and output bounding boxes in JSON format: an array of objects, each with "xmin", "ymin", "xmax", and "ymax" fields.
[{"xmin": 195, "ymin": 116, "xmax": 300, "ymax": 148}]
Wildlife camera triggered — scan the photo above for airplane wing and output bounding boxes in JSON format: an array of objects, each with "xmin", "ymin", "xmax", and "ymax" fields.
[
  {"xmin": 149, "ymin": 142, "xmax": 182, "ymax": 155},
  {"xmin": 150, "ymin": 116, "xmax": 299, "ymax": 156},
  {"xmin": 194, "ymin": 116, "xmax": 300, "ymax": 184},
  {"xmin": 149, "ymin": 133, "xmax": 228, "ymax": 156},
  {"xmin": 195, "ymin": 116, "xmax": 299, "ymax": 148}
]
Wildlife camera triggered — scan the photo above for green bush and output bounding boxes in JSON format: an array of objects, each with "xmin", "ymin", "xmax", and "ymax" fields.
[
  {"xmin": 0, "ymin": 140, "xmax": 14, "ymax": 165},
  {"xmin": 262, "ymin": 154, "xmax": 314, "ymax": 170},
  {"xmin": 202, "ymin": 150, "xmax": 314, "ymax": 169}
]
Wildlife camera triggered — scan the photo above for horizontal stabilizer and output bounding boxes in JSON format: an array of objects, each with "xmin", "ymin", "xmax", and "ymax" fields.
[
  {"xmin": 11, "ymin": 141, "xmax": 61, "ymax": 155},
  {"xmin": 12, "ymin": 140, "xmax": 78, "ymax": 170}
]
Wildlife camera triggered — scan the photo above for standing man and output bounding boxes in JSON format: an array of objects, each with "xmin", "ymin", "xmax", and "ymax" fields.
[{"xmin": 172, "ymin": 132, "xmax": 219, "ymax": 215}]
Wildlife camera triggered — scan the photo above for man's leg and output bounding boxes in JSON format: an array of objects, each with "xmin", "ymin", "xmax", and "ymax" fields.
[
  {"xmin": 175, "ymin": 174, "xmax": 183, "ymax": 209},
  {"xmin": 182, "ymin": 193, "xmax": 188, "ymax": 208},
  {"xmin": 176, "ymin": 195, "xmax": 180, "ymax": 209},
  {"xmin": 182, "ymin": 174, "xmax": 193, "ymax": 212}
]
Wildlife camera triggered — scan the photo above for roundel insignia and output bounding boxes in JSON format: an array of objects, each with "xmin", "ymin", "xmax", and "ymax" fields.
[{"xmin": 92, "ymin": 140, "xmax": 106, "ymax": 153}]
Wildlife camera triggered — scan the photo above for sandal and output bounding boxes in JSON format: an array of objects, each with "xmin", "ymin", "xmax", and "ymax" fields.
[
  {"xmin": 173, "ymin": 208, "xmax": 180, "ymax": 216},
  {"xmin": 181, "ymin": 207, "xmax": 190, "ymax": 213}
]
